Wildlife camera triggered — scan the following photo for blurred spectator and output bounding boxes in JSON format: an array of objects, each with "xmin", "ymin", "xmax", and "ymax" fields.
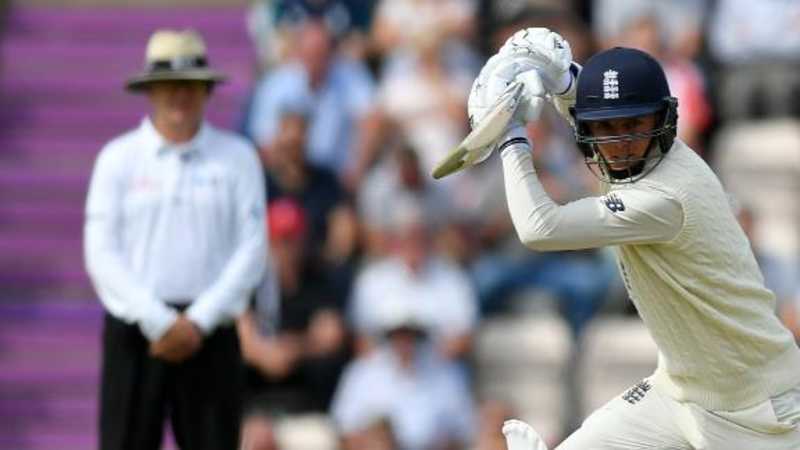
[
  {"xmin": 321, "ymin": 202, "xmax": 363, "ymax": 304},
  {"xmin": 263, "ymin": 109, "xmax": 343, "ymax": 260},
  {"xmin": 708, "ymin": 0, "xmax": 800, "ymax": 120},
  {"xmin": 733, "ymin": 197, "xmax": 800, "ymax": 344},
  {"xmin": 239, "ymin": 199, "xmax": 351, "ymax": 415},
  {"xmin": 247, "ymin": 0, "xmax": 376, "ymax": 69},
  {"xmin": 375, "ymin": 29, "xmax": 475, "ymax": 181},
  {"xmin": 713, "ymin": 119, "xmax": 800, "ymax": 308},
  {"xmin": 340, "ymin": 416, "xmax": 398, "ymax": 450},
  {"xmin": 473, "ymin": 398, "xmax": 517, "ymax": 450},
  {"xmin": 84, "ymin": 30, "xmax": 266, "ymax": 449},
  {"xmin": 371, "ymin": 0, "xmax": 478, "ymax": 74},
  {"xmin": 592, "ymin": 0, "xmax": 706, "ymax": 60},
  {"xmin": 603, "ymin": 10, "xmax": 712, "ymax": 152},
  {"xmin": 241, "ymin": 411, "xmax": 282, "ymax": 450},
  {"xmin": 734, "ymin": 200, "xmax": 798, "ymax": 307},
  {"xmin": 331, "ymin": 313, "xmax": 475, "ymax": 450},
  {"xmin": 261, "ymin": 108, "xmax": 361, "ymax": 299},
  {"xmin": 245, "ymin": 19, "xmax": 382, "ymax": 185},
  {"xmin": 485, "ymin": 8, "xmax": 594, "ymax": 64},
  {"xmin": 477, "ymin": 1, "xmax": 581, "ymax": 54},
  {"xmin": 358, "ymin": 140, "xmax": 450, "ymax": 256},
  {"xmin": 349, "ymin": 195, "xmax": 478, "ymax": 359},
  {"xmin": 357, "ymin": 135, "xmax": 502, "ymax": 266}
]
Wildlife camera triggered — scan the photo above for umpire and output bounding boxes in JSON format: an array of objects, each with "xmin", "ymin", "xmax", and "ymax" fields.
[{"xmin": 84, "ymin": 29, "xmax": 267, "ymax": 449}]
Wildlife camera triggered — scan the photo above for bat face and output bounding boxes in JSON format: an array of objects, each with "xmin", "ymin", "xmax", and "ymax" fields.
[{"xmin": 432, "ymin": 82, "xmax": 523, "ymax": 179}]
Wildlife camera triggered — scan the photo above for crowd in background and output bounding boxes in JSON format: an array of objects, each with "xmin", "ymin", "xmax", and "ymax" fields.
[{"xmin": 205, "ymin": 0, "xmax": 800, "ymax": 448}]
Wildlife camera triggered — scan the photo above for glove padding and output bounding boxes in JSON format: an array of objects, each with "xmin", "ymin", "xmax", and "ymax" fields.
[
  {"xmin": 502, "ymin": 419, "xmax": 549, "ymax": 450},
  {"xmin": 467, "ymin": 53, "xmax": 547, "ymax": 139},
  {"xmin": 498, "ymin": 27, "xmax": 573, "ymax": 96}
]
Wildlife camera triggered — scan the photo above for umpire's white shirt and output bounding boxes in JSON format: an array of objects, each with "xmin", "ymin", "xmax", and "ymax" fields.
[{"xmin": 84, "ymin": 118, "xmax": 267, "ymax": 341}]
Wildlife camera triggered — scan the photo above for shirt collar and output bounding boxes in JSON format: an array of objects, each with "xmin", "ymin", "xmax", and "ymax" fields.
[{"xmin": 140, "ymin": 117, "xmax": 210, "ymax": 158}]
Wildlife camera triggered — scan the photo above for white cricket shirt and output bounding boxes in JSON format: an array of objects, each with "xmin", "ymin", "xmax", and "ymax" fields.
[
  {"xmin": 84, "ymin": 118, "xmax": 267, "ymax": 340},
  {"xmin": 501, "ymin": 139, "xmax": 800, "ymax": 411}
]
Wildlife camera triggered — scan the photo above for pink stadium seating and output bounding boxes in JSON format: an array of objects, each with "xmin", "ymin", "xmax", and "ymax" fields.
[{"xmin": 0, "ymin": 6, "xmax": 254, "ymax": 448}]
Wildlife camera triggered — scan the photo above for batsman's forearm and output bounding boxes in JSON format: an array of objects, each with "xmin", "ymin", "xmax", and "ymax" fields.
[
  {"xmin": 501, "ymin": 143, "xmax": 561, "ymax": 250},
  {"xmin": 501, "ymin": 143, "xmax": 600, "ymax": 251}
]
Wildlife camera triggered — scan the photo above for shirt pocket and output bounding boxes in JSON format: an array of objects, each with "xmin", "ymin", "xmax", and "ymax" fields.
[{"xmin": 187, "ymin": 170, "xmax": 235, "ymax": 228}]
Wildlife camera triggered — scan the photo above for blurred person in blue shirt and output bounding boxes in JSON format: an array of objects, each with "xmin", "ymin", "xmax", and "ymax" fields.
[{"xmin": 245, "ymin": 19, "xmax": 381, "ymax": 187}]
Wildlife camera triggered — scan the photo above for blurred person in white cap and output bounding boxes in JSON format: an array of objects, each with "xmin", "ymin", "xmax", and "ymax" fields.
[
  {"xmin": 84, "ymin": 29, "xmax": 267, "ymax": 449},
  {"xmin": 331, "ymin": 306, "xmax": 476, "ymax": 450}
]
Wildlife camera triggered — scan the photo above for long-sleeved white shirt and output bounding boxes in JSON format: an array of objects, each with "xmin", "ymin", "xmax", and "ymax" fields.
[
  {"xmin": 502, "ymin": 145, "xmax": 684, "ymax": 251},
  {"xmin": 84, "ymin": 118, "xmax": 267, "ymax": 340},
  {"xmin": 501, "ymin": 139, "xmax": 800, "ymax": 410}
]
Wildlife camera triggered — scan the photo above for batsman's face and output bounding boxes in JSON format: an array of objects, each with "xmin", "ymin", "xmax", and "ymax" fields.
[
  {"xmin": 147, "ymin": 80, "xmax": 209, "ymax": 130},
  {"xmin": 586, "ymin": 114, "xmax": 657, "ymax": 171}
]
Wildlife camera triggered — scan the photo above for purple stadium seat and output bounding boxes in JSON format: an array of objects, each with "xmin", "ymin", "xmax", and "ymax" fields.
[{"xmin": 0, "ymin": 5, "xmax": 255, "ymax": 448}]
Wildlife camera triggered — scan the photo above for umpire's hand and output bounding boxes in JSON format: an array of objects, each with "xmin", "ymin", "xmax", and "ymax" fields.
[{"xmin": 149, "ymin": 315, "xmax": 203, "ymax": 363}]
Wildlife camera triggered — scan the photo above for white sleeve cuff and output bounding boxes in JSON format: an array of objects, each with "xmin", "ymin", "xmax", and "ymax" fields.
[
  {"xmin": 498, "ymin": 127, "xmax": 531, "ymax": 157},
  {"xmin": 138, "ymin": 301, "xmax": 178, "ymax": 341},
  {"xmin": 185, "ymin": 302, "xmax": 216, "ymax": 335}
]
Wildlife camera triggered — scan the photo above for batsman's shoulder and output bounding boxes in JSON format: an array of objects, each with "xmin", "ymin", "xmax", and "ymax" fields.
[{"xmin": 606, "ymin": 183, "xmax": 684, "ymax": 217}]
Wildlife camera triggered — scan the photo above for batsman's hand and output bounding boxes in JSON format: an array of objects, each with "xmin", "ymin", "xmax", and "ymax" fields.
[
  {"xmin": 502, "ymin": 419, "xmax": 549, "ymax": 450},
  {"xmin": 467, "ymin": 54, "xmax": 548, "ymax": 158},
  {"xmin": 150, "ymin": 314, "xmax": 203, "ymax": 363},
  {"xmin": 499, "ymin": 27, "xmax": 573, "ymax": 96}
]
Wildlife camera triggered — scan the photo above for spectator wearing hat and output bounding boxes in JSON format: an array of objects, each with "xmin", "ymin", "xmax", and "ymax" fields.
[
  {"xmin": 331, "ymin": 309, "xmax": 476, "ymax": 450},
  {"xmin": 84, "ymin": 29, "xmax": 266, "ymax": 450},
  {"xmin": 239, "ymin": 199, "xmax": 351, "ymax": 419},
  {"xmin": 263, "ymin": 108, "xmax": 343, "ymax": 263}
]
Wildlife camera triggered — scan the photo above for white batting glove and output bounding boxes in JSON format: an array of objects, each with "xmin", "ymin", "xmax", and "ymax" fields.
[
  {"xmin": 502, "ymin": 419, "xmax": 549, "ymax": 450},
  {"xmin": 498, "ymin": 27, "xmax": 574, "ymax": 96},
  {"xmin": 467, "ymin": 54, "xmax": 547, "ymax": 157}
]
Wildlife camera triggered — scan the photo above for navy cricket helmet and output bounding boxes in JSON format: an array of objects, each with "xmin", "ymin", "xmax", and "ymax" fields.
[{"xmin": 570, "ymin": 47, "xmax": 678, "ymax": 183}]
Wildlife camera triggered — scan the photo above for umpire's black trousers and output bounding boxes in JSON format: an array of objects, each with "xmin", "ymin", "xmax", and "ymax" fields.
[{"xmin": 99, "ymin": 313, "xmax": 244, "ymax": 450}]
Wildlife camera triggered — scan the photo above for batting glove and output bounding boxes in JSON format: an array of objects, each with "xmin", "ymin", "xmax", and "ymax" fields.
[
  {"xmin": 498, "ymin": 27, "xmax": 574, "ymax": 96},
  {"xmin": 467, "ymin": 54, "xmax": 547, "ymax": 157},
  {"xmin": 502, "ymin": 419, "xmax": 550, "ymax": 450}
]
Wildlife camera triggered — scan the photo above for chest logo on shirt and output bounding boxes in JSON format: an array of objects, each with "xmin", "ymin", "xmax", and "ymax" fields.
[
  {"xmin": 130, "ymin": 176, "xmax": 162, "ymax": 193},
  {"xmin": 603, "ymin": 194, "xmax": 625, "ymax": 213}
]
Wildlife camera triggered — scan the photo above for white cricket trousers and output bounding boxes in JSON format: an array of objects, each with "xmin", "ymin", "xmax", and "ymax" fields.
[{"xmin": 557, "ymin": 378, "xmax": 800, "ymax": 450}]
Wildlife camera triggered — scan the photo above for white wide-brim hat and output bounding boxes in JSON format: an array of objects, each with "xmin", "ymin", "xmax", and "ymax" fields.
[{"xmin": 125, "ymin": 29, "xmax": 227, "ymax": 92}]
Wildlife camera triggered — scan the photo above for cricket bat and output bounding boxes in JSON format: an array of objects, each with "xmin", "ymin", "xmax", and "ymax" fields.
[{"xmin": 432, "ymin": 82, "xmax": 524, "ymax": 179}]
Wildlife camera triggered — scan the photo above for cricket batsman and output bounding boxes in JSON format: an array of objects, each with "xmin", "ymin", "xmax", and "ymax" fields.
[{"xmin": 462, "ymin": 28, "xmax": 800, "ymax": 449}]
